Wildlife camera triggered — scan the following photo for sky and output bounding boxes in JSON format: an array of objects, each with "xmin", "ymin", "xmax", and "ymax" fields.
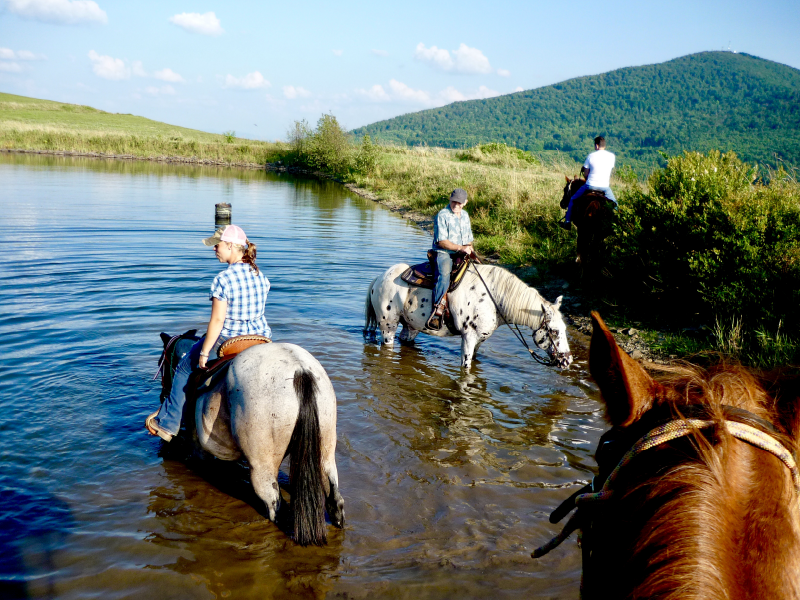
[{"xmin": 1, "ymin": 0, "xmax": 799, "ymax": 141}]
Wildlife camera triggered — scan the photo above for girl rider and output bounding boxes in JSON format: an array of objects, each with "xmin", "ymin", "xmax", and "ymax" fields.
[{"xmin": 146, "ymin": 224, "xmax": 271, "ymax": 442}]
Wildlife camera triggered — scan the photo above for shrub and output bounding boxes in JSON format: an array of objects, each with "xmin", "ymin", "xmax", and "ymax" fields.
[
  {"xmin": 353, "ymin": 134, "xmax": 379, "ymax": 175},
  {"xmin": 457, "ymin": 142, "xmax": 540, "ymax": 168},
  {"xmin": 608, "ymin": 150, "xmax": 800, "ymax": 337},
  {"xmin": 305, "ymin": 114, "xmax": 353, "ymax": 176}
]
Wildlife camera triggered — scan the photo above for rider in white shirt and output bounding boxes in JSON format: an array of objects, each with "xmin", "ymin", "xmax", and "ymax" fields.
[{"xmin": 560, "ymin": 136, "xmax": 617, "ymax": 229}]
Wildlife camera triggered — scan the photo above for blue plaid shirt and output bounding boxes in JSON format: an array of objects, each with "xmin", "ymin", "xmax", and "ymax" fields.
[
  {"xmin": 210, "ymin": 263, "xmax": 271, "ymax": 338},
  {"xmin": 432, "ymin": 205, "xmax": 473, "ymax": 252}
]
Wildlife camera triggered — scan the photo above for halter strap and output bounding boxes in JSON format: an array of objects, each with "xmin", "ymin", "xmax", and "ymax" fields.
[
  {"xmin": 577, "ymin": 418, "xmax": 800, "ymax": 507},
  {"xmin": 532, "ymin": 407, "xmax": 800, "ymax": 559}
]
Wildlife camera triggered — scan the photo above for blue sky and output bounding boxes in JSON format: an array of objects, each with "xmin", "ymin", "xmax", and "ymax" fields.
[{"xmin": 1, "ymin": 0, "xmax": 799, "ymax": 141}]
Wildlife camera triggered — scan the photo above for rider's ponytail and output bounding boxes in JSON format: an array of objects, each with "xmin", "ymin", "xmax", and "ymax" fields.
[{"xmin": 241, "ymin": 239, "xmax": 259, "ymax": 274}]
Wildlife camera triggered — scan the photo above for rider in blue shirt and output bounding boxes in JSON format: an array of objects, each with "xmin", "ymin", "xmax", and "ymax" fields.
[
  {"xmin": 146, "ymin": 224, "xmax": 270, "ymax": 442},
  {"xmin": 427, "ymin": 188, "xmax": 476, "ymax": 330}
]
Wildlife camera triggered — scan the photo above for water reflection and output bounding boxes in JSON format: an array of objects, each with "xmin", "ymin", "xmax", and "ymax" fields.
[
  {"xmin": 0, "ymin": 153, "xmax": 605, "ymax": 599},
  {"xmin": 0, "ymin": 478, "xmax": 74, "ymax": 600},
  {"xmin": 146, "ymin": 459, "xmax": 344, "ymax": 600}
]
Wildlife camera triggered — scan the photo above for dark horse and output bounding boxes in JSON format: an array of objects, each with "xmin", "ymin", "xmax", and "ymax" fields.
[
  {"xmin": 561, "ymin": 176, "xmax": 615, "ymax": 272},
  {"xmin": 535, "ymin": 312, "xmax": 800, "ymax": 599}
]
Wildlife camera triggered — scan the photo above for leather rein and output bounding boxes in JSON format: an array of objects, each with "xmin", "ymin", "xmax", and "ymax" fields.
[
  {"xmin": 468, "ymin": 262, "xmax": 571, "ymax": 367},
  {"xmin": 532, "ymin": 404, "xmax": 799, "ymax": 590}
]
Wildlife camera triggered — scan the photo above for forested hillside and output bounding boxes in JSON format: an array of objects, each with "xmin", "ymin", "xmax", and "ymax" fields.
[{"xmin": 353, "ymin": 52, "xmax": 800, "ymax": 169}]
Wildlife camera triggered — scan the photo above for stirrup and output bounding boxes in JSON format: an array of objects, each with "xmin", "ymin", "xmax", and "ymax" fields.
[{"xmin": 426, "ymin": 311, "xmax": 443, "ymax": 330}]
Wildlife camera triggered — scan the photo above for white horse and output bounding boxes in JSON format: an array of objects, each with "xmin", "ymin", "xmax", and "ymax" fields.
[
  {"xmin": 158, "ymin": 335, "xmax": 345, "ymax": 546},
  {"xmin": 364, "ymin": 263, "xmax": 573, "ymax": 369}
]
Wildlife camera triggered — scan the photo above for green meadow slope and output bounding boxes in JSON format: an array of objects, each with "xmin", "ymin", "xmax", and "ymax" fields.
[
  {"xmin": 354, "ymin": 51, "xmax": 800, "ymax": 170},
  {"xmin": 0, "ymin": 92, "xmax": 276, "ymax": 164}
]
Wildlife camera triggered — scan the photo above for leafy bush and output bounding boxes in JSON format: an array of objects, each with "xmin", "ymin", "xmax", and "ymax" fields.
[
  {"xmin": 223, "ymin": 131, "xmax": 235, "ymax": 143},
  {"xmin": 608, "ymin": 150, "xmax": 800, "ymax": 339},
  {"xmin": 457, "ymin": 142, "xmax": 540, "ymax": 168},
  {"xmin": 353, "ymin": 134, "xmax": 379, "ymax": 175},
  {"xmin": 304, "ymin": 114, "xmax": 352, "ymax": 175}
]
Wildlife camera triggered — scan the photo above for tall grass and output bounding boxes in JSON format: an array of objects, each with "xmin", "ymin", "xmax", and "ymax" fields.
[{"xmin": 1, "ymin": 123, "xmax": 281, "ymax": 165}]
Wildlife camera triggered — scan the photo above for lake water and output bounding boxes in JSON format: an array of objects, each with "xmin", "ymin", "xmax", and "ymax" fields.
[{"xmin": 0, "ymin": 153, "xmax": 606, "ymax": 599}]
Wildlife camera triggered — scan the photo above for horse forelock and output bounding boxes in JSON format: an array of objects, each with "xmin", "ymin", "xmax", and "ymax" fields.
[{"xmin": 601, "ymin": 362, "xmax": 800, "ymax": 599}]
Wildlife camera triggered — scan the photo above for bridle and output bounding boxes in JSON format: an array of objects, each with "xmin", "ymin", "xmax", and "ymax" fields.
[
  {"xmin": 469, "ymin": 262, "xmax": 571, "ymax": 367},
  {"xmin": 532, "ymin": 404, "xmax": 799, "ymax": 593},
  {"xmin": 531, "ymin": 317, "xmax": 571, "ymax": 367}
]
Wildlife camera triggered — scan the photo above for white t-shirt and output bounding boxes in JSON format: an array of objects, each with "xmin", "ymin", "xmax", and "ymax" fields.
[{"xmin": 584, "ymin": 149, "xmax": 615, "ymax": 188}]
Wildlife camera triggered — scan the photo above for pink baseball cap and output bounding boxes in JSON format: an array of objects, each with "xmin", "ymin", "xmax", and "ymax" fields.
[{"xmin": 202, "ymin": 224, "xmax": 248, "ymax": 246}]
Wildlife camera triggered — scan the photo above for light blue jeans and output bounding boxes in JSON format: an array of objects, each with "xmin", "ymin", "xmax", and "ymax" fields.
[
  {"xmin": 433, "ymin": 250, "xmax": 452, "ymax": 306},
  {"xmin": 155, "ymin": 335, "xmax": 226, "ymax": 436},
  {"xmin": 565, "ymin": 184, "xmax": 617, "ymax": 222}
]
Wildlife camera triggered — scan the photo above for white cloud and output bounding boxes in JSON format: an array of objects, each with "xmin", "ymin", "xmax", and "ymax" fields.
[
  {"xmin": 358, "ymin": 79, "xmax": 499, "ymax": 107},
  {"xmin": 514, "ymin": 86, "xmax": 524, "ymax": 92},
  {"xmin": 5, "ymin": 0, "xmax": 107, "ymax": 24},
  {"xmin": 144, "ymin": 85, "xmax": 176, "ymax": 96},
  {"xmin": 332, "ymin": 49, "xmax": 343, "ymax": 56},
  {"xmin": 356, "ymin": 84, "xmax": 391, "ymax": 102},
  {"xmin": 88, "ymin": 49, "xmax": 129, "ymax": 80},
  {"xmin": 283, "ymin": 85, "xmax": 311, "ymax": 99},
  {"xmin": 0, "ymin": 61, "xmax": 23, "ymax": 72},
  {"xmin": 371, "ymin": 49, "xmax": 388, "ymax": 57},
  {"xmin": 497, "ymin": 68, "xmax": 511, "ymax": 77},
  {"xmin": 223, "ymin": 71, "xmax": 270, "ymax": 90},
  {"xmin": 154, "ymin": 68, "xmax": 185, "ymax": 83},
  {"xmin": 388, "ymin": 79, "xmax": 430, "ymax": 103},
  {"xmin": 414, "ymin": 42, "xmax": 497, "ymax": 75},
  {"xmin": 414, "ymin": 43, "xmax": 453, "ymax": 71},
  {"xmin": 0, "ymin": 48, "xmax": 46, "ymax": 60},
  {"xmin": 452, "ymin": 43, "xmax": 492, "ymax": 74},
  {"xmin": 132, "ymin": 60, "xmax": 146, "ymax": 77},
  {"xmin": 169, "ymin": 11, "xmax": 223, "ymax": 36}
]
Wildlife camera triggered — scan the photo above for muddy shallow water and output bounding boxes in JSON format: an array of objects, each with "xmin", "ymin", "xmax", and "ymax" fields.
[{"xmin": 0, "ymin": 153, "xmax": 606, "ymax": 599}]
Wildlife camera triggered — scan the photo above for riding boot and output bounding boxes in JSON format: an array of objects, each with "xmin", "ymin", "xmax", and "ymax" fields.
[{"xmin": 426, "ymin": 295, "xmax": 447, "ymax": 330}]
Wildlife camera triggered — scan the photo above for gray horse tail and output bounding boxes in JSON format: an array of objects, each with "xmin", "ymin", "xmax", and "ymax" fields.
[
  {"xmin": 364, "ymin": 276, "xmax": 378, "ymax": 336},
  {"xmin": 288, "ymin": 369, "xmax": 327, "ymax": 546}
]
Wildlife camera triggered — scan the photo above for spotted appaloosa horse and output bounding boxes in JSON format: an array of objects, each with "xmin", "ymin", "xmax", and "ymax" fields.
[
  {"xmin": 364, "ymin": 263, "xmax": 572, "ymax": 370},
  {"xmin": 157, "ymin": 335, "xmax": 345, "ymax": 546},
  {"xmin": 535, "ymin": 312, "xmax": 800, "ymax": 599},
  {"xmin": 561, "ymin": 176, "xmax": 615, "ymax": 271}
]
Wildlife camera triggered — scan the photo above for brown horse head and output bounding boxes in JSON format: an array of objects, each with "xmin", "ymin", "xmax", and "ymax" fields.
[
  {"xmin": 560, "ymin": 174, "xmax": 585, "ymax": 209},
  {"xmin": 581, "ymin": 311, "xmax": 800, "ymax": 599}
]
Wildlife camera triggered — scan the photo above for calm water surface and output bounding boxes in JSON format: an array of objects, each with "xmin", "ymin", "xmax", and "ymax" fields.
[{"xmin": 0, "ymin": 154, "xmax": 606, "ymax": 599}]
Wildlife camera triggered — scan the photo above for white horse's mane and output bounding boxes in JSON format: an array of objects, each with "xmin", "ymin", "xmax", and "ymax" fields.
[{"xmin": 471, "ymin": 265, "xmax": 550, "ymax": 328}]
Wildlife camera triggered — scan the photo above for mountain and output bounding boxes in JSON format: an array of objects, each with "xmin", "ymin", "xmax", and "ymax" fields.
[{"xmin": 353, "ymin": 52, "xmax": 800, "ymax": 169}]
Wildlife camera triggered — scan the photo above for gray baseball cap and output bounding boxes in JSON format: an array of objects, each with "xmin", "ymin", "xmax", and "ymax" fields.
[{"xmin": 449, "ymin": 188, "xmax": 468, "ymax": 204}]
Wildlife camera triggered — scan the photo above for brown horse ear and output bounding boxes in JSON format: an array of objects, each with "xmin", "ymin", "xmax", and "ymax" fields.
[
  {"xmin": 589, "ymin": 311, "xmax": 656, "ymax": 427},
  {"xmin": 565, "ymin": 175, "xmax": 570, "ymax": 183}
]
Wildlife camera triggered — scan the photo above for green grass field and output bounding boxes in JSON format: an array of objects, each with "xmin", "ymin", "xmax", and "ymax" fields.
[{"xmin": 0, "ymin": 92, "xmax": 279, "ymax": 165}]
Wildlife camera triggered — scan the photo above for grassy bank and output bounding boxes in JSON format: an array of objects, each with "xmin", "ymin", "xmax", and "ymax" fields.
[
  {"xmin": 0, "ymin": 92, "xmax": 279, "ymax": 166},
  {"xmin": 3, "ymin": 94, "xmax": 799, "ymax": 366}
]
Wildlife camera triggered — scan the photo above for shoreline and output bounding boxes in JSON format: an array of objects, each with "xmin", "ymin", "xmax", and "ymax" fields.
[{"xmin": 2, "ymin": 146, "xmax": 666, "ymax": 364}]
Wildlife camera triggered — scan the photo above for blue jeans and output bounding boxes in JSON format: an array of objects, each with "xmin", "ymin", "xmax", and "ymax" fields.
[
  {"xmin": 433, "ymin": 250, "xmax": 452, "ymax": 306},
  {"xmin": 565, "ymin": 184, "xmax": 617, "ymax": 222},
  {"xmin": 155, "ymin": 336, "xmax": 225, "ymax": 436}
]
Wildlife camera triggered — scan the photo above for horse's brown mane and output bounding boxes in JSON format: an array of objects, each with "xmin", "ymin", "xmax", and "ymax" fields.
[{"xmin": 606, "ymin": 361, "xmax": 800, "ymax": 599}]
